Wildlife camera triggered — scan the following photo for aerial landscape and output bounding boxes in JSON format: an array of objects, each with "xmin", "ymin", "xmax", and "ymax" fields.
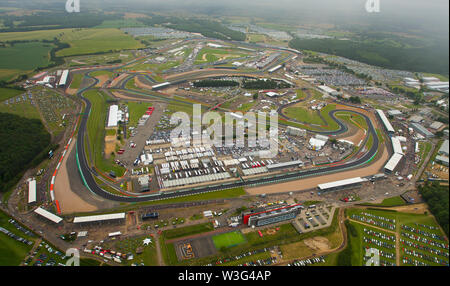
[{"xmin": 0, "ymin": 0, "xmax": 448, "ymax": 272}]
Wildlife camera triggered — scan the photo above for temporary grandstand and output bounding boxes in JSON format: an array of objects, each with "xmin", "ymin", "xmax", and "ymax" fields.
[
  {"xmin": 34, "ymin": 207, "xmax": 63, "ymax": 224},
  {"xmin": 266, "ymin": 160, "xmax": 304, "ymax": 171},
  {"xmin": 58, "ymin": 70, "xmax": 69, "ymax": 88},
  {"xmin": 376, "ymin": 109, "xmax": 395, "ymax": 134},
  {"xmin": 28, "ymin": 179, "xmax": 36, "ymax": 204},
  {"xmin": 317, "ymin": 177, "xmax": 368, "ymax": 193},
  {"xmin": 73, "ymin": 213, "xmax": 126, "ymax": 225},
  {"xmin": 152, "ymin": 82, "xmax": 171, "ymax": 90},
  {"xmin": 384, "ymin": 153, "xmax": 404, "ymax": 173},
  {"xmin": 161, "ymin": 172, "xmax": 231, "ymax": 188},
  {"xmin": 391, "ymin": 136, "xmax": 404, "ymax": 155},
  {"xmin": 107, "ymin": 105, "xmax": 119, "ymax": 127}
]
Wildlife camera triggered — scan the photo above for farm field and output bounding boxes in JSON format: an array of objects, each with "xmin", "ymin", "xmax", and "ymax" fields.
[
  {"xmin": 0, "ymin": 42, "xmax": 54, "ymax": 81},
  {"xmin": 67, "ymin": 51, "xmax": 134, "ymax": 67},
  {"xmin": 55, "ymin": 28, "xmax": 144, "ymax": 57}
]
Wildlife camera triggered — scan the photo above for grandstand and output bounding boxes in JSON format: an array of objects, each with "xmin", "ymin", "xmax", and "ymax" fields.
[
  {"xmin": 317, "ymin": 177, "xmax": 368, "ymax": 193},
  {"xmin": 73, "ymin": 213, "xmax": 126, "ymax": 225},
  {"xmin": 376, "ymin": 109, "xmax": 395, "ymax": 134}
]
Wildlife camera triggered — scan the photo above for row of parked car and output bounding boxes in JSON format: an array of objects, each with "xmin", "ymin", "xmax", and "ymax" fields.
[{"xmin": 288, "ymin": 256, "xmax": 326, "ymax": 266}]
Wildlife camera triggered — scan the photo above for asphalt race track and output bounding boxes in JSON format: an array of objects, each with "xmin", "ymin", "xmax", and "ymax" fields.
[
  {"xmin": 75, "ymin": 79, "xmax": 380, "ymax": 202},
  {"xmin": 73, "ymin": 42, "xmax": 382, "ymax": 203}
]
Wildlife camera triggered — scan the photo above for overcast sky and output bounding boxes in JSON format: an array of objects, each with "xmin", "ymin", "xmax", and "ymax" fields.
[{"xmin": 7, "ymin": 0, "xmax": 450, "ymax": 36}]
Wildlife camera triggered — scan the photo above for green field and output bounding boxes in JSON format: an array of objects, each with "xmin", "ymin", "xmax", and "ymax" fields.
[
  {"xmin": 90, "ymin": 70, "xmax": 115, "ymax": 78},
  {"xmin": 0, "ymin": 87, "xmax": 23, "ymax": 101},
  {"xmin": 247, "ymin": 34, "xmax": 267, "ymax": 43},
  {"xmin": 163, "ymin": 223, "xmax": 214, "ymax": 240},
  {"xmin": 54, "ymin": 28, "xmax": 144, "ymax": 57},
  {"xmin": 0, "ymin": 42, "xmax": 54, "ymax": 81},
  {"xmin": 0, "ymin": 210, "xmax": 34, "ymax": 266},
  {"xmin": 84, "ymin": 89, "xmax": 125, "ymax": 177},
  {"xmin": 194, "ymin": 48, "xmax": 247, "ymax": 65},
  {"xmin": 0, "ymin": 94, "xmax": 40, "ymax": 119},
  {"xmin": 283, "ymin": 104, "xmax": 338, "ymax": 130},
  {"xmin": 103, "ymin": 235, "xmax": 158, "ymax": 266},
  {"xmin": 69, "ymin": 74, "xmax": 84, "ymax": 90},
  {"xmin": 362, "ymin": 196, "xmax": 407, "ymax": 207},
  {"xmin": 212, "ymin": 231, "xmax": 246, "ymax": 249},
  {"xmin": 127, "ymin": 101, "xmax": 153, "ymax": 127}
]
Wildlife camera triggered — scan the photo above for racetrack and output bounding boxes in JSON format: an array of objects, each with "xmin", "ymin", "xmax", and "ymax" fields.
[{"xmin": 71, "ymin": 41, "xmax": 385, "ymax": 203}]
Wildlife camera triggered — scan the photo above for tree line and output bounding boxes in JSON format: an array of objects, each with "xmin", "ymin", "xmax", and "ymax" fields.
[
  {"xmin": 0, "ymin": 113, "xmax": 53, "ymax": 193},
  {"xmin": 418, "ymin": 181, "xmax": 449, "ymax": 237},
  {"xmin": 242, "ymin": 79, "xmax": 291, "ymax": 90},
  {"xmin": 193, "ymin": 80, "xmax": 239, "ymax": 88}
]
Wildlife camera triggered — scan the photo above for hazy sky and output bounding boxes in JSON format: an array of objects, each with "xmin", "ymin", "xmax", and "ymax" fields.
[{"xmin": 7, "ymin": 0, "xmax": 450, "ymax": 36}]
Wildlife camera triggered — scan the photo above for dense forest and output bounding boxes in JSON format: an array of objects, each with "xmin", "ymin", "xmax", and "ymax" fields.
[
  {"xmin": 418, "ymin": 182, "xmax": 449, "ymax": 237},
  {"xmin": 289, "ymin": 38, "xmax": 449, "ymax": 75},
  {"xmin": 0, "ymin": 113, "xmax": 52, "ymax": 193},
  {"xmin": 193, "ymin": 80, "xmax": 239, "ymax": 88},
  {"xmin": 242, "ymin": 79, "xmax": 291, "ymax": 90},
  {"xmin": 0, "ymin": 12, "xmax": 119, "ymax": 32}
]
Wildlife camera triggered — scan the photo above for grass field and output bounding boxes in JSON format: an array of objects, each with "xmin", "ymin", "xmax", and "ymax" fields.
[
  {"xmin": 212, "ymin": 231, "xmax": 246, "ymax": 249},
  {"xmin": 0, "ymin": 94, "xmax": 40, "ymax": 120},
  {"xmin": 284, "ymin": 103, "xmax": 338, "ymax": 130},
  {"xmin": 0, "ymin": 42, "xmax": 54, "ymax": 81},
  {"xmin": 362, "ymin": 196, "xmax": 407, "ymax": 207},
  {"xmin": 69, "ymin": 74, "xmax": 84, "ymax": 90},
  {"xmin": 415, "ymin": 141, "xmax": 433, "ymax": 175},
  {"xmin": 194, "ymin": 48, "xmax": 247, "ymax": 65},
  {"xmin": 55, "ymin": 28, "xmax": 144, "ymax": 57},
  {"xmin": 284, "ymin": 105, "xmax": 324, "ymax": 125},
  {"xmin": 127, "ymin": 101, "xmax": 152, "ymax": 127},
  {"xmin": 0, "ymin": 87, "xmax": 23, "ymax": 101},
  {"xmin": 247, "ymin": 34, "xmax": 267, "ymax": 43},
  {"xmin": 163, "ymin": 222, "xmax": 214, "ymax": 240},
  {"xmin": 90, "ymin": 70, "xmax": 115, "ymax": 78},
  {"xmin": 103, "ymin": 235, "xmax": 158, "ymax": 266},
  {"xmin": 84, "ymin": 89, "xmax": 125, "ymax": 177},
  {"xmin": 0, "ymin": 210, "xmax": 34, "ymax": 266}
]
